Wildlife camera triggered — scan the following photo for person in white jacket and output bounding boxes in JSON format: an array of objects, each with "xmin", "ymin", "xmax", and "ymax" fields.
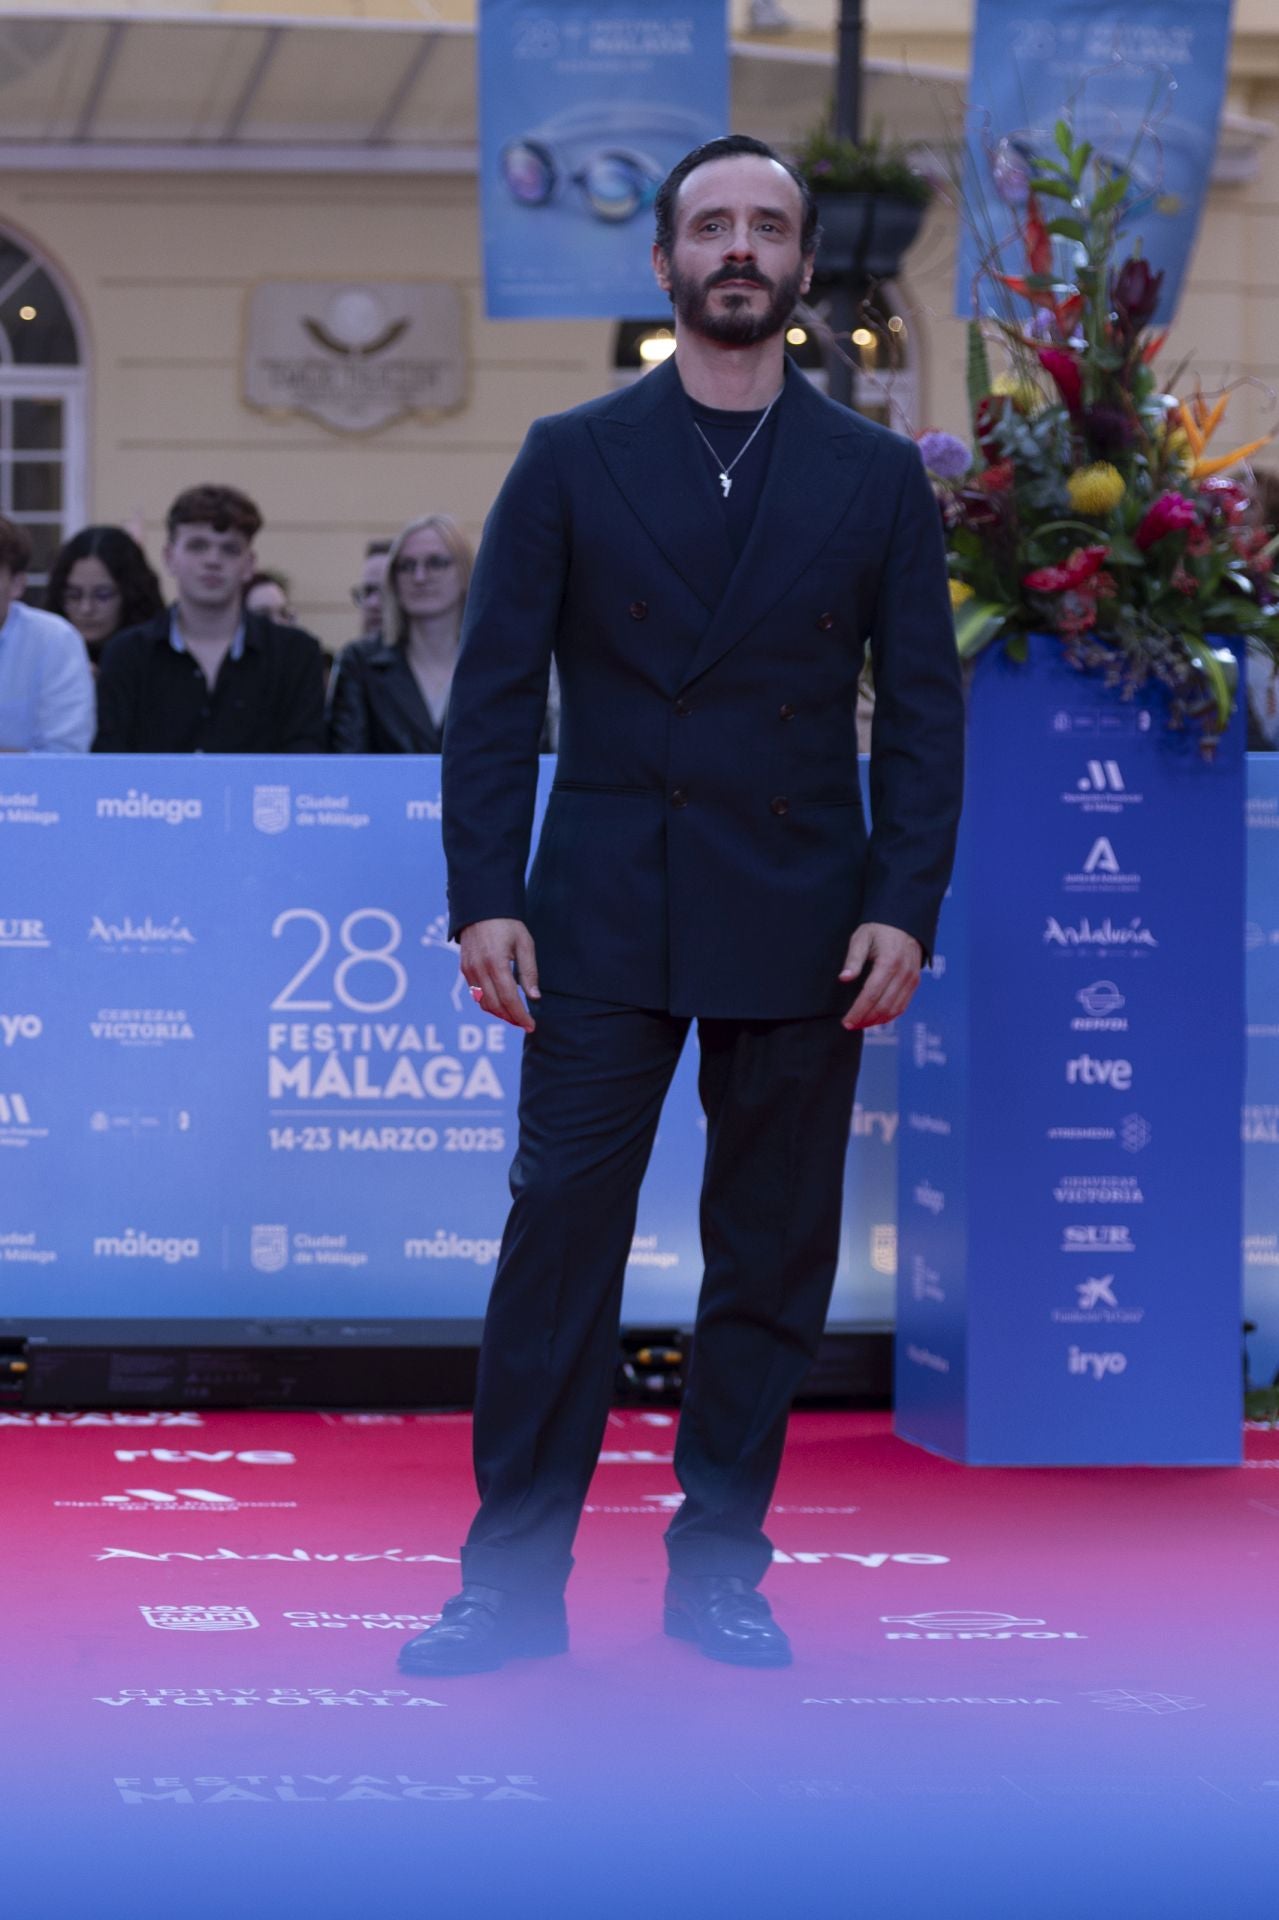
[{"xmin": 0, "ymin": 515, "xmax": 94, "ymax": 753}]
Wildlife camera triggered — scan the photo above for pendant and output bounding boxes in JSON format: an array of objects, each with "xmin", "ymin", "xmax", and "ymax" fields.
[{"xmin": 719, "ymin": 471, "xmax": 732, "ymax": 498}]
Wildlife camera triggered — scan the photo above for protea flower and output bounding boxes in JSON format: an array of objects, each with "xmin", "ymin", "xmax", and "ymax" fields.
[{"xmin": 1110, "ymin": 257, "xmax": 1164, "ymax": 336}]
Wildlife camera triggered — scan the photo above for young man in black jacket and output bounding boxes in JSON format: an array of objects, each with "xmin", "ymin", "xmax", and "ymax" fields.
[{"xmin": 94, "ymin": 484, "xmax": 325, "ymax": 753}]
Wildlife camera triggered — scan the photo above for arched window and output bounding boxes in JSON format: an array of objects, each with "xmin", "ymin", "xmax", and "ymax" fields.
[{"xmin": 0, "ymin": 232, "xmax": 86, "ymax": 595}]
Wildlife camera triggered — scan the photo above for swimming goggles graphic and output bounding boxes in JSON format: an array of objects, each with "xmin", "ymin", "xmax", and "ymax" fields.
[{"xmin": 499, "ymin": 104, "xmax": 709, "ymax": 224}]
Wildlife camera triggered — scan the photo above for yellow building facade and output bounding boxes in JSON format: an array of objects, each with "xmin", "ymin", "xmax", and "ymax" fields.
[{"xmin": 0, "ymin": 0, "xmax": 1274, "ymax": 647}]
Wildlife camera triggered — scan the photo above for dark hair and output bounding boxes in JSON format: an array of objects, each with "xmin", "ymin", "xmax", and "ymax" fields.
[
  {"xmin": 245, "ymin": 569, "xmax": 291, "ymax": 598},
  {"xmin": 47, "ymin": 525, "xmax": 165, "ymax": 633},
  {"xmin": 365, "ymin": 538, "xmax": 392, "ymax": 558},
  {"xmin": 0, "ymin": 515, "xmax": 32, "ymax": 575},
  {"xmin": 166, "ymin": 484, "xmax": 262, "ymax": 544},
  {"xmin": 653, "ymin": 134, "xmax": 819, "ymax": 258}
]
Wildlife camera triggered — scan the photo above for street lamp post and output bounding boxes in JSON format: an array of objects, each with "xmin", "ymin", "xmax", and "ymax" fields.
[{"xmin": 825, "ymin": 0, "xmax": 864, "ymax": 410}]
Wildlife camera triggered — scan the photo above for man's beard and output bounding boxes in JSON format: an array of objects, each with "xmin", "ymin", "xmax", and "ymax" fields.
[{"xmin": 668, "ymin": 259, "xmax": 806, "ymax": 347}]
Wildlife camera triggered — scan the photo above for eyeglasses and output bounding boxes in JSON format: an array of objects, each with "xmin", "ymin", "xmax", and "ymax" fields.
[
  {"xmin": 351, "ymin": 584, "xmax": 383, "ymax": 606},
  {"xmin": 63, "ymin": 585, "xmax": 122, "ymax": 607},
  {"xmin": 394, "ymin": 554, "xmax": 456, "ymax": 578}
]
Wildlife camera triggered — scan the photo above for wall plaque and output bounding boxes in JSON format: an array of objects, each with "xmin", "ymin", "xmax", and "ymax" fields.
[{"xmin": 244, "ymin": 281, "xmax": 465, "ymax": 433}]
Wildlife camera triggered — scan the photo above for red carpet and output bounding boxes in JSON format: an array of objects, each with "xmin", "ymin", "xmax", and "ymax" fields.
[{"xmin": 5, "ymin": 1408, "xmax": 1279, "ymax": 1918}]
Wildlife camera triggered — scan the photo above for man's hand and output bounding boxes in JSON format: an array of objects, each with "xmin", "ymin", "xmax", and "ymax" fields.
[
  {"xmin": 840, "ymin": 922, "xmax": 923, "ymax": 1030},
  {"xmin": 458, "ymin": 919, "xmax": 541, "ymax": 1032}
]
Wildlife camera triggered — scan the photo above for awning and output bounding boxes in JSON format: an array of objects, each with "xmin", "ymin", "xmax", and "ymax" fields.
[{"xmin": 0, "ymin": 11, "xmax": 1268, "ymax": 177}]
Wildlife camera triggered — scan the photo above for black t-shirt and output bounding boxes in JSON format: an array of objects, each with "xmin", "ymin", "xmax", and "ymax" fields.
[{"xmin": 688, "ymin": 397, "xmax": 780, "ymax": 559}]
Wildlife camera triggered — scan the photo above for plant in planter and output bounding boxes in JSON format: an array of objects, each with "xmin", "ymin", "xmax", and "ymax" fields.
[
  {"xmin": 919, "ymin": 118, "xmax": 1279, "ymax": 746},
  {"xmin": 792, "ymin": 124, "xmax": 934, "ymax": 284}
]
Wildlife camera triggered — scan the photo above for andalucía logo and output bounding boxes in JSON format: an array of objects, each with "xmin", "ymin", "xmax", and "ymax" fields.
[
  {"xmin": 89, "ymin": 914, "xmax": 195, "ymax": 950},
  {"xmin": 1044, "ymin": 915, "xmax": 1157, "ymax": 952},
  {"xmin": 97, "ymin": 1547, "xmax": 460, "ymax": 1562},
  {"xmin": 253, "ymin": 785, "xmax": 291, "ymax": 834},
  {"xmin": 140, "ymin": 1605, "xmax": 259, "ymax": 1632}
]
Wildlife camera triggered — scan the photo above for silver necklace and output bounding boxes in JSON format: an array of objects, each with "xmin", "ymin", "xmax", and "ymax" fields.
[{"xmin": 692, "ymin": 390, "xmax": 781, "ymax": 498}]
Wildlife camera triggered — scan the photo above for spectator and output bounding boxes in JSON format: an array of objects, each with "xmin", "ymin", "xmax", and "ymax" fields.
[
  {"xmin": 46, "ymin": 525, "xmax": 165, "ymax": 669},
  {"xmin": 245, "ymin": 569, "xmax": 297, "ymax": 626},
  {"xmin": 94, "ymin": 484, "xmax": 326, "ymax": 753},
  {"xmin": 353, "ymin": 538, "xmax": 391, "ymax": 639},
  {"xmin": 0, "ymin": 514, "xmax": 94, "ymax": 753},
  {"xmin": 328, "ymin": 515, "xmax": 472, "ymax": 753}
]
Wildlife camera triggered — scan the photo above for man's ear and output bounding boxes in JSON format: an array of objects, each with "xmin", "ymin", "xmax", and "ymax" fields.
[{"xmin": 652, "ymin": 242, "xmax": 672, "ymax": 293}]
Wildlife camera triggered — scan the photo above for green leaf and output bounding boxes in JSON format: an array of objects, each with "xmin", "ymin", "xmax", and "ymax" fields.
[
  {"xmin": 1070, "ymin": 140, "xmax": 1094, "ymax": 182},
  {"xmin": 953, "ymin": 598, "xmax": 1008, "ymax": 659},
  {"xmin": 1106, "ymin": 535, "xmax": 1143, "ymax": 565},
  {"xmin": 1030, "ymin": 178, "xmax": 1076, "ymax": 201},
  {"xmin": 1047, "ymin": 218, "xmax": 1087, "ymax": 242},
  {"xmin": 1094, "ymin": 176, "xmax": 1129, "ymax": 213},
  {"xmin": 1054, "ymin": 119, "xmax": 1074, "ymax": 159},
  {"xmin": 1183, "ymin": 635, "xmax": 1238, "ymax": 730},
  {"xmin": 1003, "ymin": 631, "xmax": 1029, "ymax": 663},
  {"xmin": 965, "ymin": 322, "xmax": 992, "ymax": 422}
]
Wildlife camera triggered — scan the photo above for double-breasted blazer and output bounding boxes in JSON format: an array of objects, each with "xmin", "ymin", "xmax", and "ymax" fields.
[{"xmin": 442, "ymin": 355, "xmax": 964, "ymax": 1021}]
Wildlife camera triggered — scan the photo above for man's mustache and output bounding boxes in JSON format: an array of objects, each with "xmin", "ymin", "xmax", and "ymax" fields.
[{"xmin": 706, "ymin": 266, "xmax": 772, "ymax": 292}]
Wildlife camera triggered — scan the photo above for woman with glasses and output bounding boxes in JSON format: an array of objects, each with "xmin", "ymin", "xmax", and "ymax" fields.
[
  {"xmin": 328, "ymin": 514, "xmax": 474, "ymax": 754},
  {"xmin": 46, "ymin": 525, "xmax": 165, "ymax": 670}
]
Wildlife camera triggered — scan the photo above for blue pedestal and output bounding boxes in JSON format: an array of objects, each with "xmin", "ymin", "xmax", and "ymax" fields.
[{"xmin": 895, "ymin": 635, "xmax": 1245, "ymax": 1464}]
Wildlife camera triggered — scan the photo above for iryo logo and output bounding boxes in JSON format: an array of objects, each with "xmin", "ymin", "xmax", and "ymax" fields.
[
  {"xmin": 0, "ymin": 1015, "xmax": 41, "ymax": 1046},
  {"xmin": 1067, "ymin": 1345, "xmax": 1128, "ymax": 1379}
]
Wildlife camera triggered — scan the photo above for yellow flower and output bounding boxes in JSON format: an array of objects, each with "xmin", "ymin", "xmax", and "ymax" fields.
[
  {"xmin": 1066, "ymin": 462, "xmax": 1126, "ymax": 516},
  {"xmin": 949, "ymin": 579, "xmax": 975, "ymax": 608},
  {"xmin": 991, "ymin": 372, "xmax": 1042, "ymax": 414}
]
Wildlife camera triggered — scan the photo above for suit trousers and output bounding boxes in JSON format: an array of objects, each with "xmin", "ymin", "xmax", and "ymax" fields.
[{"xmin": 459, "ymin": 991, "xmax": 864, "ymax": 1595}]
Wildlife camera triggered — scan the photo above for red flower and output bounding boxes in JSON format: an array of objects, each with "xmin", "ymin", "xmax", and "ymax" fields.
[
  {"xmin": 1038, "ymin": 348, "xmax": 1082, "ymax": 414},
  {"xmin": 977, "ymin": 460, "xmax": 1015, "ymax": 494},
  {"xmin": 1134, "ymin": 492, "xmax": 1199, "ymax": 551},
  {"xmin": 1110, "ymin": 257, "xmax": 1164, "ymax": 336},
  {"xmin": 1199, "ymin": 476, "xmax": 1250, "ymax": 524},
  {"xmin": 1023, "ymin": 546, "xmax": 1110, "ymax": 594}
]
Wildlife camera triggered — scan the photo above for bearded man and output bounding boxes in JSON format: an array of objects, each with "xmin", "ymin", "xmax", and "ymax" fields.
[{"xmin": 402, "ymin": 134, "xmax": 964, "ymax": 1676}]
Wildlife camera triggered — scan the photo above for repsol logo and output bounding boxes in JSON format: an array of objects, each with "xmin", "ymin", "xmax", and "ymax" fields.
[{"xmin": 96, "ymin": 791, "xmax": 203, "ymax": 826}]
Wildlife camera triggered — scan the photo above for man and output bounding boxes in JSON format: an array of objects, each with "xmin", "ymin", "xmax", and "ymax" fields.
[
  {"xmin": 0, "ymin": 516, "xmax": 94, "ymax": 753},
  {"xmin": 352, "ymin": 539, "xmax": 391, "ymax": 641},
  {"xmin": 94, "ymin": 485, "xmax": 325, "ymax": 752},
  {"xmin": 407, "ymin": 135, "xmax": 964, "ymax": 1676}
]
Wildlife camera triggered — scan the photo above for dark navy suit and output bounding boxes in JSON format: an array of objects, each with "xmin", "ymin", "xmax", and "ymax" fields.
[{"xmin": 442, "ymin": 357, "xmax": 963, "ymax": 1593}]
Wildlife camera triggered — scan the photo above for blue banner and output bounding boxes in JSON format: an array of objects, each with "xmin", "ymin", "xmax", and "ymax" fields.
[
  {"xmin": 1246, "ymin": 758, "xmax": 1279, "ymax": 1389},
  {"xmin": 956, "ymin": 0, "xmax": 1234, "ymax": 325},
  {"xmin": 897, "ymin": 638, "xmax": 1246, "ymax": 1464},
  {"xmin": 478, "ymin": 0, "xmax": 728, "ymax": 319},
  {"xmin": 0, "ymin": 758, "xmax": 893, "ymax": 1332}
]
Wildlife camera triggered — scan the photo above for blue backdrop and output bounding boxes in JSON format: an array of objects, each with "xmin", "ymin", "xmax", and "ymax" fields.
[
  {"xmin": 956, "ymin": 0, "xmax": 1234, "ymax": 325},
  {"xmin": 1246, "ymin": 756, "xmax": 1279, "ymax": 1387},
  {"xmin": 0, "ymin": 758, "xmax": 896, "ymax": 1330},
  {"xmin": 478, "ymin": 0, "xmax": 728, "ymax": 319}
]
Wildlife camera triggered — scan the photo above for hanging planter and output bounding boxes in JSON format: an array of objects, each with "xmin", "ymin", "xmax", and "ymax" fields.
[{"xmin": 792, "ymin": 126, "xmax": 934, "ymax": 285}]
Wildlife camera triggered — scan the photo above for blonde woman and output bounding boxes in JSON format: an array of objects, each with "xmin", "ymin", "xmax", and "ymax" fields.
[{"xmin": 328, "ymin": 514, "xmax": 474, "ymax": 753}]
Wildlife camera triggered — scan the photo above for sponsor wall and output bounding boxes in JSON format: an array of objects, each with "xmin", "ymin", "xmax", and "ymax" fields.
[
  {"xmin": 1245, "ymin": 757, "xmax": 1279, "ymax": 1387},
  {"xmin": 897, "ymin": 638, "xmax": 1247, "ymax": 1463},
  {"xmin": 0, "ymin": 758, "xmax": 896, "ymax": 1329}
]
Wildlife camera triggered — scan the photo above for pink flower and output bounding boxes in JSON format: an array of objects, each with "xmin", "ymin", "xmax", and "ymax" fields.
[{"xmin": 1134, "ymin": 492, "xmax": 1199, "ymax": 551}]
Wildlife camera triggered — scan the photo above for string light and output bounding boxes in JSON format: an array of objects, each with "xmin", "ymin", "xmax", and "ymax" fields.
[
  {"xmin": 852, "ymin": 327, "xmax": 875, "ymax": 348},
  {"xmin": 785, "ymin": 326, "xmax": 808, "ymax": 346},
  {"xmin": 638, "ymin": 331, "xmax": 676, "ymax": 363},
  {"xmin": 18, "ymin": 305, "xmax": 36, "ymax": 322}
]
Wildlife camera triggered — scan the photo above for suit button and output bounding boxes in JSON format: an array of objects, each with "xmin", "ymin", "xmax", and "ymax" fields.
[
  {"xmin": 770, "ymin": 795, "xmax": 789, "ymax": 816},
  {"xmin": 629, "ymin": 600, "xmax": 648, "ymax": 620},
  {"xmin": 816, "ymin": 611, "xmax": 835, "ymax": 630},
  {"xmin": 778, "ymin": 702, "xmax": 796, "ymax": 720},
  {"xmin": 674, "ymin": 697, "xmax": 692, "ymax": 718},
  {"xmin": 671, "ymin": 787, "xmax": 689, "ymax": 808}
]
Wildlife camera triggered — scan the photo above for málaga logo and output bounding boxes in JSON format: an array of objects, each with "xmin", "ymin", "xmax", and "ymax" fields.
[
  {"xmin": 251, "ymin": 1225, "xmax": 289, "ymax": 1273},
  {"xmin": 140, "ymin": 1605, "xmax": 259, "ymax": 1632},
  {"xmin": 96, "ymin": 791, "xmax": 202, "ymax": 825}
]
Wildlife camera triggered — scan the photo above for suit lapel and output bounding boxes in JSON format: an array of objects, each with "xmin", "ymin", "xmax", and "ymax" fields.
[
  {"xmin": 586, "ymin": 358, "xmax": 735, "ymax": 616},
  {"xmin": 677, "ymin": 365, "xmax": 880, "ymax": 690}
]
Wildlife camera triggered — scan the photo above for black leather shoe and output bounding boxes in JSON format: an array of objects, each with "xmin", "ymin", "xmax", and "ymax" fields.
[
  {"xmin": 663, "ymin": 1574, "xmax": 793, "ymax": 1668},
  {"xmin": 397, "ymin": 1585, "xmax": 568, "ymax": 1676}
]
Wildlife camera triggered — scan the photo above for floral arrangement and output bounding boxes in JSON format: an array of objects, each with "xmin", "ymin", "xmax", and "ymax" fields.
[
  {"xmin": 920, "ymin": 119, "xmax": 1279, "ymax": 741},
  {"xmin": 793, "ymin": 125, "xmax": 934, "ymax": 208}
]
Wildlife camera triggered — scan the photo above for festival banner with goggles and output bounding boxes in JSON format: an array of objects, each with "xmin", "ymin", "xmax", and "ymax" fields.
[
  {"xmin": 0, "ymin": 757, "xmax": 898, "ymax": 1332},
  {"xmin": 956, "ymin": 0, "xmax": 1234, "ymax": 326},
  {"xmin": 478, "ymin": 0, "xmax": 728, "ymax": 319}
]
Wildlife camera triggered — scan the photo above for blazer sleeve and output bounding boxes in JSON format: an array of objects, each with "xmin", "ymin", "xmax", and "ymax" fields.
[
  {"xmin": 327, "ymin": 646, "xmax": 372, "ymax": 754},
  {"xmin": 34, "ymin": 620, "xmax": 94, "ymax": 753},
  {"xmin": 92, "ymin": 631, "xmax": 142, "ymax": 752},
  {"xmin": 860, "ymin": 443, "xmax": 965, "ymax": 962},
  {"xmin": 442, "ymin": 418, "xmax": 565, "ymax": 937},
  {"xmin": 277, "ymin": 630, "xmax": 328, "ymax": 753}
]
